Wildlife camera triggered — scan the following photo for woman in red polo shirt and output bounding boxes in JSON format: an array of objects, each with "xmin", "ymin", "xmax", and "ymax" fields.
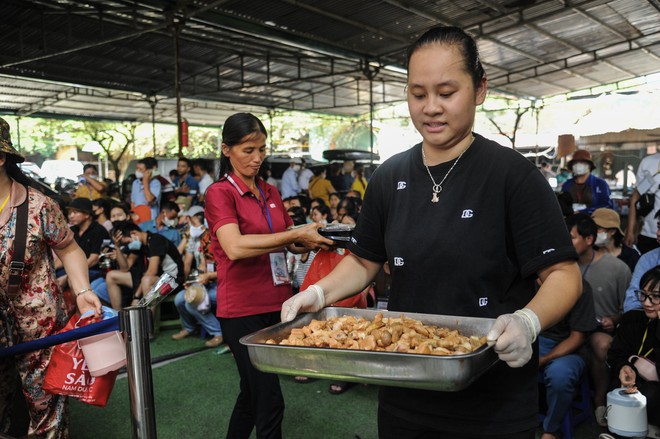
[{"xmin": 205, "ymin": 113, "xmax": 332, "ymax": 439}]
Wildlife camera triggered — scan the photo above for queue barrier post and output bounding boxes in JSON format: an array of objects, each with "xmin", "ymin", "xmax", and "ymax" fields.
[{"xmin": 119, "ymin": 306, "xmax": 157, "ymax": 439}]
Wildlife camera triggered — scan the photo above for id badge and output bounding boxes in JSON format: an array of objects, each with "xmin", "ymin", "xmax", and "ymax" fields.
[
  {"xmin": 572, "ymin": 203, "xmax": 587, "ymax": 212},
  {"xmin": 269, "ymin": 252, "xmax": 291, "ymax": 286}
]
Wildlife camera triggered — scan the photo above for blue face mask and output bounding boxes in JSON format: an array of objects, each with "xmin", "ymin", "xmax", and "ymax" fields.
[{"xmin": 127, "ymin": 239, "xmax": 142, "ymax": 251}]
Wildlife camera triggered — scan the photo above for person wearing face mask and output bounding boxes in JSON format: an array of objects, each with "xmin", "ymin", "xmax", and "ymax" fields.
[
  {"xmin": 566, "ymin": 213, "xmax": 631, "ymax": 425},
  {"xmin": 177, "ymin": 205, "xmax": 205, "ymax": 278},
  {"xmin": 92, "ymin": 197, "xmax": 113, "ymax": 232},
  {"xmin": 591, "ymin": 208, "xmax": 640, "ymax": 273},
  {"xmin": 280, "ymin": 157, "xmax": 302, "ymax": 199},
  {"xmin": 171, "ymin": 209, "xmax": 224, "ymax": 347},
  {"xmin": 561, "ymin": 149, "xmax": 614, "ymax": 215},
  {"xmin": 105, "ymin": 221, "xmax": 184, "ymax": 310},
  {"xmin": 131, "ymin": 157, "xmax": 162, "ymax": 221},
  {"xmin": 138, "ymin": 200, "xmax": 181, "ymax": 246},
  {"xmin": 109, "ymin": 202, "xmax": 130, "ymax": 223},
  {"xmin": 74, "ymin": 163, "xmax": 107, "ymax": 200}
]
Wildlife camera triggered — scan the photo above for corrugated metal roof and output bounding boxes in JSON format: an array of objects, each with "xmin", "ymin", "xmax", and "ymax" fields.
[{"xmin": 0, "ymin": 0, "xmax": 658, "ymax": 125}]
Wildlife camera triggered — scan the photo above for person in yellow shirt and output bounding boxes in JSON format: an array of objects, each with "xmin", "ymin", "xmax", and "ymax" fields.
[
  {"xmin": 351, "ymin": 164, "xmax": 368, "ymax": 199},
  {"xmin": 308, "ymin": 165, "xmax": 337, "ymax": 206},
  {"xmin": 74, "ymin": 164, "xmax": 107, "ymax": 200}
]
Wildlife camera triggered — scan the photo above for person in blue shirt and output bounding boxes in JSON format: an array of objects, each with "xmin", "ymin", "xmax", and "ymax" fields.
[
  {"xmin": 560, "ymin": 149, "xmax": 613, "ymax": 215},
  {"xmin": 138, "ymin": 201, "xmax": 182, "ymax": 247},
  {"xmin": 173, "ymin": 157, "xmax": 200, "ymax": 206},
  {"xmin": 280, "ymin": 158, "xmax": 302, "ymax": 199},
  {"xmin": 624, "ymin": 210, "xmax": 660, "ymax": 312},
  {"xmin": 131, "ymin": 157, "xmax": 162, "ymax": 220}
]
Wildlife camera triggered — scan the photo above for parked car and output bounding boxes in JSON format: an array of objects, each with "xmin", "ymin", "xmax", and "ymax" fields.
[
  {"xmin": 18, "ymin": 161, "xmax": 43, "ymax": 178},
  {"xmin": 40, "ymin": 159, "xmax": 84, "ymax": 184}
]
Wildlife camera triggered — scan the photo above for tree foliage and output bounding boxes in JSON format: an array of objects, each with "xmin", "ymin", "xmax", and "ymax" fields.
[
  {"xmin": 483, "ymin": 101, "xmax": 532, "ymax": 149},
  {"xmin": 81, "ymin": 121, "xmax": 137, "ymax": 178}
]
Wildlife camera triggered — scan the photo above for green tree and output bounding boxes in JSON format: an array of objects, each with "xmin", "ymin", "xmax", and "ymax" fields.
[
  {"xmin": 482, "ymin": 99, "xmax": 533, "ymax": 149},
  {"xmin": 82, "ymin": 121, "xmax": 138, "ymax": 178},
  {"xmin": 4, "ymin": 116, "xmax": 86, "ymax": 163},
  {"xmin": 161, "ymin": 125, "xmax": 221, "ymax": 158}
]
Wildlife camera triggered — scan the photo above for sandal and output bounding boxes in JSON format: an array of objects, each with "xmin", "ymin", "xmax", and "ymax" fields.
[{"xmin": 329, "ymin": 381, "xmax": 355, "ymax": 394}]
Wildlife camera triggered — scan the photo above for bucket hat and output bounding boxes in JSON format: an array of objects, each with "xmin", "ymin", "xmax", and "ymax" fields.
[
  {"xmin": 567, "ymin": 149, "xmax": 595, "ymax": 170},
  {"xmin": 591, "ymin": 208, "xmax": 623, "ymax": 235},
  {"xmin": 0, "ymin": 117, "xmax": 25, "ymax": 163}
]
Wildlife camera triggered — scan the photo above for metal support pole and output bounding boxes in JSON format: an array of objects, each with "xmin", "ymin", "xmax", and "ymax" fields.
[
  {"xmin": 534, "ymin": 103, "xmax": 541, "ymax": 166},
  {"xmin": 150, "ymin": 98, "xmax": 157, "ymax": 157},
  {"xmin": 369, "ymin": 78, "xmax": 374, "ymax": 168},
  {"xmin": 119, "ymin": 306, "xmax": 157, "ymax": 439},
  {"xmin": 173, "ymin": 20, "xmax": 183, "ymax": 158}
]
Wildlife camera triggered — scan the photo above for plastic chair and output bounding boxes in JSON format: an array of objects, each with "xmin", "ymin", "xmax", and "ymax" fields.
[{"xmin": 538, "ymin": 371, "xmax": 594, "ymax": 439}]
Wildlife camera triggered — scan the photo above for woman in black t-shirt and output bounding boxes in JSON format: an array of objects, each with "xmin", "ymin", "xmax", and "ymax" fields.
[{"xmin": 281, "ymin": 27, "xmax": 582, "ymax": 439}]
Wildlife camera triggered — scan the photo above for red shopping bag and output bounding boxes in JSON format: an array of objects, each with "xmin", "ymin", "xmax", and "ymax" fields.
[{"xmin": 43, "ymin": 314, "xmax": 118, "ymax": 407}]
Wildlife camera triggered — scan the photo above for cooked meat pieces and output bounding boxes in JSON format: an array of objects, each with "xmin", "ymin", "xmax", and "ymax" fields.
[{"xmin": 266, "ymin": 312, "xmax": 487, "ymax": 355}]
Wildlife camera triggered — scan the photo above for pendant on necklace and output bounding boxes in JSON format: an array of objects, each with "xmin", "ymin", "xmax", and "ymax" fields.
[{"xmin": 431, "ymin": 184, "xmax": 442, "ymax": 203}]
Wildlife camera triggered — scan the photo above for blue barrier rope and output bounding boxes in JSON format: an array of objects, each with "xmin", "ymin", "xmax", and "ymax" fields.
[{"xmin": 0, "ymin": 316, "xmax": 120, "ymax": 359}]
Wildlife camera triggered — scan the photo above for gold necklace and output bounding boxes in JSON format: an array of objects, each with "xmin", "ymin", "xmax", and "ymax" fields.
[{"xmin": 421, "ymin": 137, "xmax": 474, "ymax": 203}]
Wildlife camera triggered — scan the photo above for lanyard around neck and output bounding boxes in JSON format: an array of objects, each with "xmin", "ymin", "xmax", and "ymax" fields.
[
  {"xmin": 581, "ymin": 250, "xmax": 596, "ymax": 279},
  {"xmin": 637, "ymin": 323, "xmax": 655, "ymax": 358},
  {"xmin": 256, "ymin": 184, "xmax": 274, "ymax": 233},
  {"xmin": 226, "ymin": 174, "xmax": 274, "ymax": 233}
]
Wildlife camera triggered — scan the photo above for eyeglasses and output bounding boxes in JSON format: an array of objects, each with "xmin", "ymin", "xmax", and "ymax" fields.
[{"xmin": 634, "ymin": 289, "xmax": 660, "ymax": 305}]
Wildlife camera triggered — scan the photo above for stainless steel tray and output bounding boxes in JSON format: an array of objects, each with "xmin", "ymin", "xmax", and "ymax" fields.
[{"xmin": 240, "ymin": 308, "xmax": 498, "ymax": 391}]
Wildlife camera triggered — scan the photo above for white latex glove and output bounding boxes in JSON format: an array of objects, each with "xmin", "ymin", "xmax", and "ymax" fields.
[
  {"xmin": 486, "ymin": 308, "xmax": 540, "ymax": 368},
  {"xmin": 280, "ymin": 285, "xmax": 326, "ymax": 323}
]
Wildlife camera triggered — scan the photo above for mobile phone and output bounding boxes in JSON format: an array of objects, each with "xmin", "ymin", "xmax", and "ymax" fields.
[{"xmin": 102, "ymin": 239, "xmax": 112, "ymax": 248}]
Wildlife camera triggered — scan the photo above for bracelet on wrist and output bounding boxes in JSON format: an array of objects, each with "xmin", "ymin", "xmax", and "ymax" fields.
[
  {"xmin": 133, "ymin": 295, "xmax": 142, "ymax": 300},
  {"xmin": 76, "ymin": 288, "xmax": 93, "ymax": 297}
]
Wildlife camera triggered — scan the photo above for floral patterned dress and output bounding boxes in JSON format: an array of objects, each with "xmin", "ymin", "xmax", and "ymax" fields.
[{"xmin": 0, "ymin": 182, "xmax": 74, "ymax": 439}]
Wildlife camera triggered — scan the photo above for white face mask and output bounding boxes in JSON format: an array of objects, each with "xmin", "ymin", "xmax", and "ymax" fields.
[
  {"xmin": 292, "ymin": 164, "xmax": 301, "ymax": 172},
  {"xmin": 572, "ymin": 163, "xmax": 590, "ymax": 176},
  {"xmin": 128, "ymin": 238, "xmax": 142, "ymax": 251},
  {"xmin": 162, "ymin": 218, "xmax": 177, "ymax": 228},
  {"xmin": 595, "ymin": 231, "xmax": 610, "ymax": 247},
  {"xmin": 135, "ymin": 171, "xmax": 144, "ymax": 179},
  {"xmin": 189, "ymin": 225, "xmax": 205, "ymax": 238}
]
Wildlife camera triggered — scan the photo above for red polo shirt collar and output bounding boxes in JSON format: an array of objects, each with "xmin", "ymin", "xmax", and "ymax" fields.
[{"xmin": 221, "ymin": 172, "xmax": 270, "ymax": 198}]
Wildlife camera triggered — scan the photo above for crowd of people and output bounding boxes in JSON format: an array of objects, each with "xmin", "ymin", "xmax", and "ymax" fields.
[{"xmin": 0, "ymin": 24, "xmax": 659, "ymax": 439}]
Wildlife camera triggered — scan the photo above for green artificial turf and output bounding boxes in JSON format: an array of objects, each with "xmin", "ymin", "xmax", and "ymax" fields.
[
  {"xmin": 68, "ymin": 328, "xmax": 605, "ymax": 439},
  {"xmin": 70, "ymin": 328, "xmax": 378, "ymax": 439}
]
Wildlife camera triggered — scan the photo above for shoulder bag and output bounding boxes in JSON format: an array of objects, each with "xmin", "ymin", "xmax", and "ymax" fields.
[{"xmin": 0, "ymin": 188, "xmax": 29, "ymax": 348}]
